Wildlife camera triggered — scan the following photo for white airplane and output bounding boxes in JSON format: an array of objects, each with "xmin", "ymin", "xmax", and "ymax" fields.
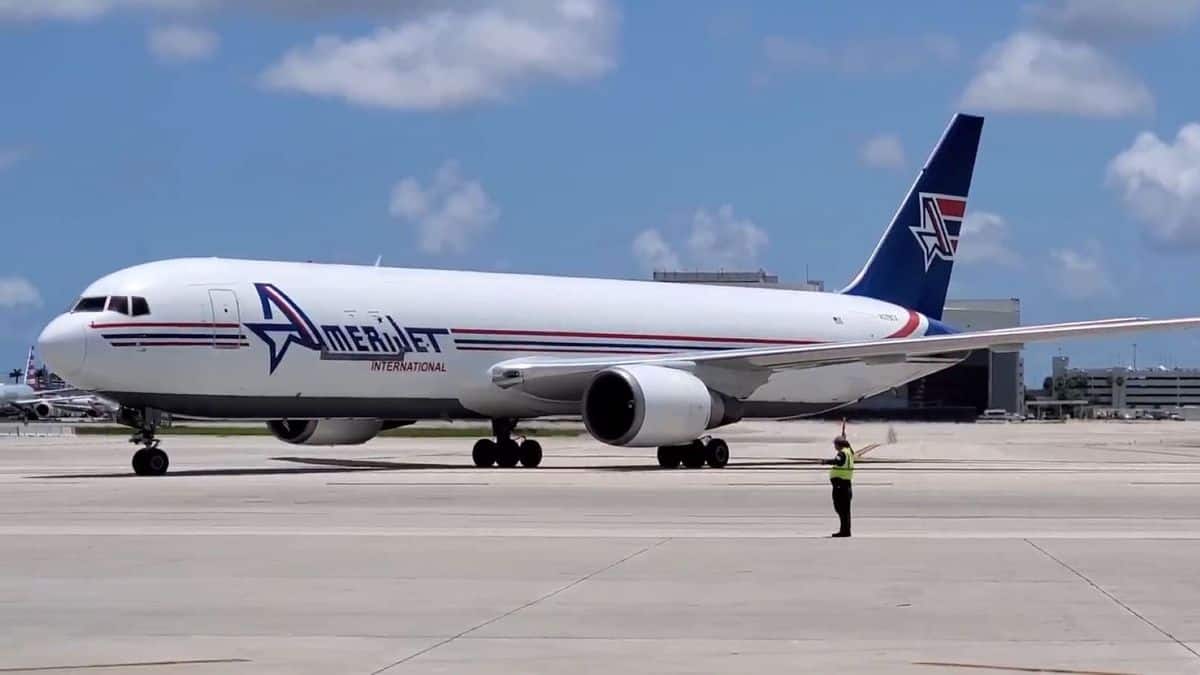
[
  {"xmin": 0, "ymin": 347, "xmax": 41, "ymax": 415},
  {"xmin": 37, "ymin": 114, "xmax": 1200, "ymax": 475},
  {"xmin": 1, "ymin": 346, "xmax": 118, "ymax": 420}
]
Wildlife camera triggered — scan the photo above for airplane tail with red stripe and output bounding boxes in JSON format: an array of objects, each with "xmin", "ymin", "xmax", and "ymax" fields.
[
  {"xmin": 841, "ymin": 113, "xmax": 983, "ymax": 320},
  {"xmin": 22, "ymin": 345, "xmax": 38, "ymax": 389}
]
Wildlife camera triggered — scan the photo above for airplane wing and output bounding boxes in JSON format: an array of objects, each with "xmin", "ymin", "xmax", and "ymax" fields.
[{"xmin": 491, "ymin": 317, "xmax": 1200, "ymax": 390}]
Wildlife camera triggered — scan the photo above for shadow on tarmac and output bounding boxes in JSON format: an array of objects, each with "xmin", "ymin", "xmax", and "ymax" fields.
[{"xmin": 26, "ymin": 455, "xmax": 948, "ymax": 479}]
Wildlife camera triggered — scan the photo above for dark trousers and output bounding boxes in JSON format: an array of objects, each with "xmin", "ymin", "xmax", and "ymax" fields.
[{"xmin": 831, "ymin": 477, "xmax": 852, "ymax": 535}]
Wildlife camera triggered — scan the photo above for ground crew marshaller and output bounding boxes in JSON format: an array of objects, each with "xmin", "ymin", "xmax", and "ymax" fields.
[{"xmin": 823, "ymin": 436, "xmax": 854, "ymax": 537}]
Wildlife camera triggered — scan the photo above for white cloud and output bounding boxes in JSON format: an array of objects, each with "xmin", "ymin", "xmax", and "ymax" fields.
[
  {"xmin": 633, "ymin": 205, "xmax": 768, "ymax": 272},
  {"xmin": 0, "ymin": 0, "xmax": 408, "ymax": 21},
  {"xmin": 389, "ymin": 161, "xmax": 499, "ymax": 254},
  {"xmin": 0, "ymin": 277, "xmax": 41, "ymax": 308},
  {"xmin": 960, "ymin": 31, "xmax": 1152, "ymax": 118},
  {"xmin": 1029, "ymin": 0, "xmax": 1200, "ymax": 43},
  {"xmin": 261, "ymin": 0, "xmax": 618, "ymax": 110},
  {"xmin": 687, "ymin": 205, "xmax": 768, "ymax": 268},
  {"xmin": 632, "ymin": 229, "xmax": 680, "ymax": 272},
  {"xmin": 148, "ymin": 24, "xmax": 218, "ymax": 63},
  {"xmin": 1049, "ymin": 241, "xmax": 1116, "ymax": 299},
  {"xmin": 955, "ymin": 210, "xmax": 1020, "ymax": 266},
  {"xmin": 759, "ymin": 33, "xmax": 957, "ymax": 80},
  {"xmin": 0, "ymin": 0, "xmax": 202, "ymax": 20},
  {"xmin": 1107, "ymin": 123, "xmax": 1200, "ymax": 247},
  {"xmin": 859, "ymin": 134, "xmax": 906, "ymax": 170},
  {"xmin": 0, "ymin": 147, "xmax": 27, "ymax": 171}
]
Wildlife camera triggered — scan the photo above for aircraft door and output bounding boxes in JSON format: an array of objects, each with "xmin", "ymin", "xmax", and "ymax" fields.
[{"xmin": 207, "ymin": 289, "xmax": 244, "ymax": 349}]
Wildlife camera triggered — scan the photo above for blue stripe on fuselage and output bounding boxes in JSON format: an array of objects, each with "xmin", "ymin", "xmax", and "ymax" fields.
[{"xmin": 924, "ymin": 318, "xmax": 959, "ymax": 335}]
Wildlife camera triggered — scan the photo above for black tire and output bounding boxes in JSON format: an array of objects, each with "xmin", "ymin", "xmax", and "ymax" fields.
[
  {"xmin": 133, "ymin": 447, "xmax": 169, "ymax": 476},
  {"xmin": 131, "ymin": 448, "xmax": 148, "ymax": 475},
  {"xmin": 656, "ymin": 445, "xmax": 681, "ymax": 469},
  {"xmin": 706, "ymin": 438, "xmax": 729, "ymax": 468},
  {"xmin": 472, "ymin": 438, "xmax": 497, "ymax": 468},
  {"xmin": 519, "ymin": 439, "xmax": 543, "ymax": 468},
  {"xmin": 495, "ymin": 439, "xmax": 521, "ymax": 468},
  {"xmin": 681, "ymin": 440, "xmax": 706, "ymax": 469}
]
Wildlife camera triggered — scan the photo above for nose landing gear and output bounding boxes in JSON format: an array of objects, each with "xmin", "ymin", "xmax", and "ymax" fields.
[{"xmin": 121, "ymin": 408, "xmax": 170, "ymax": 476}]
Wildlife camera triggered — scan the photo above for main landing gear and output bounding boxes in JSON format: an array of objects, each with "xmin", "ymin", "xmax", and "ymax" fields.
[
  {"xmin": 123, "ymin": 408, "xmax": 169, "ymax": 476},
  {"xmin": 472, "ymin": 418, "xmax": 542, "ymax": 468},
  {"xmin": 657, "ymin": 437, "xmax": 729, "ymax": 469}
]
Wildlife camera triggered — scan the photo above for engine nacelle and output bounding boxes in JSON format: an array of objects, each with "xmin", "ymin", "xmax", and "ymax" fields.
[
  {"xmin": 267, "ymin": 419, "xmax": 384, "ymax": 446},
  {"xmin": 33, "ymin": 402, "xmax": 56, "ymax": 419},
  {"xmin": 582, "ymin": 364, "xmax": 742, "ymax": 447}
]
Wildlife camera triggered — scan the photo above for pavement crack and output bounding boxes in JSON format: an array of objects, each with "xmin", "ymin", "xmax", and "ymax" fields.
[
  {"xmin": 368, "ymin": 537, "xmax": 672, "ymax": 674},
  {"xmin": 1024, "ymin": 538, "xmax": 1200, "ymax": 661}
]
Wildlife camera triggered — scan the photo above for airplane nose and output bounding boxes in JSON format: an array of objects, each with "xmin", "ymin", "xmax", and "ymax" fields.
[{"xmin": 38, "ymin": 314, "xmax": 86, "ymax": 380}]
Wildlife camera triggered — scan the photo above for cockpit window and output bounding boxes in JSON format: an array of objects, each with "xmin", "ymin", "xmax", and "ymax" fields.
[
  {"xmin": 131, "ymin": 296, "xmax": 150, "ymax": 316},
  {"xmin": 72, "ymin": 296, "xmax": 107, "ymax": 312},
  {"xmin": 106, "ymin": 296, "xmax": 130, "ymax": 315}
]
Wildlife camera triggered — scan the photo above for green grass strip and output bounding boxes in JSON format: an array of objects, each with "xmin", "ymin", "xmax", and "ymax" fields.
[{"xmin": 73, "ymin": 425, "xmax": 581, "ymax": 438}]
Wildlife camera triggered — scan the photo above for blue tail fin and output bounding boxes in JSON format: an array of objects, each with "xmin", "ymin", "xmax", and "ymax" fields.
[{"xmin": 842, "ymin": 113, "xmax": 984, "ymax": 320}]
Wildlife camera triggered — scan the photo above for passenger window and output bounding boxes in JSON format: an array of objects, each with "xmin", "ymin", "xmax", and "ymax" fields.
[
  {"xmin": 72, "ymin": 296, "xmax": 107, "ymax": 312},
  {"xmin": 131, "ymin": 297, "xmax": 150, "ymax": 316},
  {"xmin": 107, "ymin": 296, "xmax": 130, "ymax": 315}
]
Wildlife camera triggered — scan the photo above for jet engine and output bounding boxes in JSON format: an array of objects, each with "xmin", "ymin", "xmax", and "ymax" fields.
[
  {"xmin": 33, "ymin": 402, "xmax": 57, "ymax": 419},
  {"xmin": 582, "ymin": 364, "xmax": 742, "ymax": 447},
  {"xmin": 266, "ymin": 419, "xmax": 410, "ymax": 446}
]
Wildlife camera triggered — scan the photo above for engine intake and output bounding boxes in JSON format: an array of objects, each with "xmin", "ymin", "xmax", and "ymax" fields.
[
  {"xmin": 582, "ymin": 365, "xmax": 741, "ymax": 447},
  {"xmin": 267, "ymin": 419, "xmax": 384, "ymax": 446}
]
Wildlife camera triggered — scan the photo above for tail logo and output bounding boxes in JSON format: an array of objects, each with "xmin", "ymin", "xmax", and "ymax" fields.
[{"xmin": 909, "ymin": 193, "xmax": 965, "ymax": 271}]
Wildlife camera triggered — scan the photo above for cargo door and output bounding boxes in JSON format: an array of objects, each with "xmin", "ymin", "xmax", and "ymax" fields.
[{"xmin": 207, "ymin": 289, "xmax": 245, "ymax": 349}]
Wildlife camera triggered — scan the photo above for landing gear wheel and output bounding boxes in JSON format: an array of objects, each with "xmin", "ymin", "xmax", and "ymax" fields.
[
  {"xmin": 705, "ymin": 438, "xmax": 729, "ymax": 468},
  {"xmin": 657, "ymin": 445, "xmax": 681, "ymax": 469},
  {"xmin": 132, "ymin": 447, "xmax": 169, "ymax": 476},
  {"xmin": 472, "ymin": 438, "xmax": 497, "ymax": 468},
  {"xmin": 681, "ymin": 440, "xmax": 707, "ymax": 469},
  {"xmin": 495, "ymin": 438, "xmax": 521, "ymax": 468},
  {"xmin": 519, "ymin": 439, "xmax": 543, "ymax": 468}
]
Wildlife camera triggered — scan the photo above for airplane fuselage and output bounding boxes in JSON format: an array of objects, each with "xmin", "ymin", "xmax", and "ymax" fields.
[{"xmin": 39, "ymin": 258, "xmax": 958, "ymax": 420}]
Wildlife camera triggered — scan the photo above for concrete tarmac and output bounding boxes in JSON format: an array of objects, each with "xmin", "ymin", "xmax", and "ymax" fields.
[{"xmin": 2, "ymin": 420, "xmax": 1200, "ymax": 674}]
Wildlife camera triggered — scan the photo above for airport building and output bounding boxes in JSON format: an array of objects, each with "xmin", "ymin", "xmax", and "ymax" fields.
[
  {"xmin": 1050, "ymin": 356, "xmax": 1200, "ymax": 410},
  {"xmin": 651, "ymin": 271, "xmax": 1024, "ymax": 418}
]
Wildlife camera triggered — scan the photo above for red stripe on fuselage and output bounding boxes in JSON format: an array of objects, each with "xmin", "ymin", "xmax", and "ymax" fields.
[
  {"xmin": 457, "ymin": 345, "xmax": 671, "ymax": 355},
  {"xmin": 110, "ymin": 341, "xmax": 248, "ymax": 347},
  {"xmin": 91, "ymin": 321, "xmax": 240, "ymax": 329},
  {"xmin": 451, "ymin": 327, "xmax": 817, "ymax": 345},
  {"xmin": 886, "ymin": 310, "xmax": 921, "ymax": 338}
]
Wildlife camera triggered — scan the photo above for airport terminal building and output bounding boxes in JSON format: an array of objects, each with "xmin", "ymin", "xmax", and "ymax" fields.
[
  {"xmin": 651, "ymin": 271, "xmax": 1024, "ymax": 418},
  {"xmin": 1051, "ymin": 356, "xmax": 1200, "ymax": 410}
]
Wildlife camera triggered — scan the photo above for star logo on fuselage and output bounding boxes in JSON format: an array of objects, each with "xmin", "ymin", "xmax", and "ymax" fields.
[{"xmin": 243, "ymin": 283, "xmax": 325, "ymax": 374}]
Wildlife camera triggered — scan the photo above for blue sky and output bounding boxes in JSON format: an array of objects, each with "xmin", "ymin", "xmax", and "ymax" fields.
[{"xmin": 3, "ymin": 0, "xmax": 1200, "ymax": 384}]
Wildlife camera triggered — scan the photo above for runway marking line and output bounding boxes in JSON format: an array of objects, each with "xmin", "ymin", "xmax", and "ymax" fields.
[
  {"xmin": 913, "ymin": 661, "xmax": 1133, "ymax": 674},
  {"xmin": 1025, "ymin": 538, "xmax": 1200, "ymax": 662},
  {"xmin": 720, "ymin": 478, "xmax": 892, "ymax": 482},
  {"xmin": 0, "ymin": 658, "xmax": 250, "ymax": 672},
  {"xmin": 368, "ymin": 537, "xmax": 673, "ymax": 674},
  {"xmin": 324, "ymin": 478, "xmax": 487, "ymax": 482}
]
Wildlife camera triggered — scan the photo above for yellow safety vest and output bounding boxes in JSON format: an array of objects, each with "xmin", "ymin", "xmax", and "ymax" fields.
[{"xmin": 829, "ymin": 447, "xmax": 855, "ymax": 481}]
